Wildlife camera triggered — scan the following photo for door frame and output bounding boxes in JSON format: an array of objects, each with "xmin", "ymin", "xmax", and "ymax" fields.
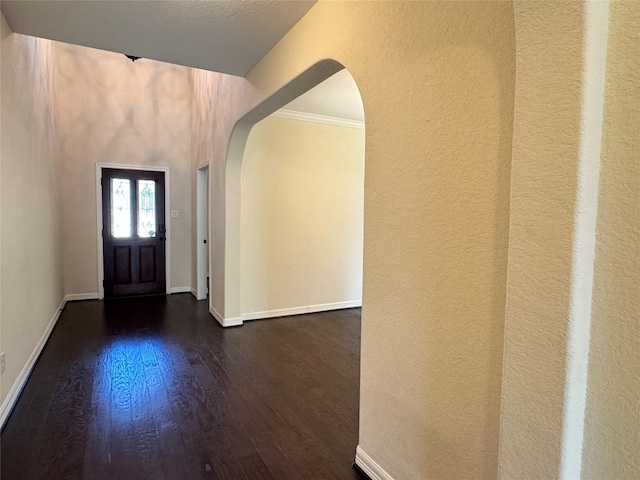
[
  {"xmin": 195, "ymin": 164, "xmax": 209, "ymax": 300},
  {"xmin": 96, "ymin": 163, "xmax": 171, "ymax": 299}
]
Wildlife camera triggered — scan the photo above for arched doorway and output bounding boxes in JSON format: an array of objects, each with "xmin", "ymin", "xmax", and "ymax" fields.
[
  {"xmin": 241, "ymin": 69, "xmax": 364, "ymax": 321},
  {"xmin": 220, "ymin": 64, "xmax": 366, "ymax": 475},
  {"xmin": 222, "ymin": 61, "xmax": 365, "ymax": 326}
]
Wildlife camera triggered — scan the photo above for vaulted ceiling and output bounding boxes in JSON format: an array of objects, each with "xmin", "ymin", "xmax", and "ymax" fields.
[
  {"xmin": 2, "ymin": 1, "xmax": 365, "ymax": 121},
  {"xmin": 0, "ymin": 0, "xmax": 317, "ymax": 77}
]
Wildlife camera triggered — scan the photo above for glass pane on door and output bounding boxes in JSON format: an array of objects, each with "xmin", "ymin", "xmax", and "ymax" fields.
[
  {"xmin": 138, "ymin": 180, "xmax": 156, "ymax": 237},
  {"xmin": 111, "ymin": 178, "xmax": 131, "ymax": 238}
]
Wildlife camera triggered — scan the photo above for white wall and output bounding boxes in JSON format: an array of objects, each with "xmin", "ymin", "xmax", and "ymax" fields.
[
  {"xmin": 55, "ymin": 43, "xmax": 193, "ymax": 295},
  {"xmin": 240, "ymin": 115, "xmax": 364, "ymax": 316},
  {"xmin": 0, "ymin": 15, "xmax": 63, "ymax": 407}
]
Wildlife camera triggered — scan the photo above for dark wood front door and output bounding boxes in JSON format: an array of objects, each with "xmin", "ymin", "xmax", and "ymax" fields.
[{"xmin": 102, "ymin": 168, "xmax": 166, "ymax": 298}]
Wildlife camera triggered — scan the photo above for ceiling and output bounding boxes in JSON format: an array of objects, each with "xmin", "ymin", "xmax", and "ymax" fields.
[
  {"xmin": 281, "ymin": 69, "xmax": 364, "ymax": 122},
  {"xmin": 0, "ymin": 0, "xmax": 317, "ymax": 76},
  {"xmin": 1, "ymin": 1, "xmax": 364, "ymax": 121}
]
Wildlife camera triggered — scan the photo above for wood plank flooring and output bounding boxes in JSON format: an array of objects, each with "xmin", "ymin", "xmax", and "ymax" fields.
[{"xmin": 1, "ymin": 294, "xmax": 364, "ymax": 480}]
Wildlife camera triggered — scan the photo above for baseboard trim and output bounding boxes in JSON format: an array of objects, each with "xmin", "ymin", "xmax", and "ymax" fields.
[
  {"xmin": 64, "ymin": 293, "xmax": 99, "ymax": 302},
  {"xmin": 209, "ymin": 306, "xmax": 243, "ymax": 328},
  {"xmin": 191, "ymin": 288, "xmax": 207, "ymax": 301},
  {"xmin": 355, "ymin": 446, "xmax": 395, "ymax": 480},
  {"xmin": 208, "ymin": 300, "xmax": 362, "ymax": 328},
  {"xmin": 241, "ymin": 300, "xmax": 362, "ymax": 322},
  {"xmin": 170, "ymin": 286, "xmax": 191, "ymax": 294},
  {"xmin": 0, "ymin": 296, "xmax": 66, "ymax": 430}
]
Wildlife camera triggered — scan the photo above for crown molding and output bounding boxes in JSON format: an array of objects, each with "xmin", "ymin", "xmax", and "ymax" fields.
[{"xmin": 271, "ymin": 109, "xmax": 364, "ymax": 129}]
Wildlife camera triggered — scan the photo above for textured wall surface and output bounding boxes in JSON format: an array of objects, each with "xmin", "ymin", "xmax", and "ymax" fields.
[
  {"xmin": 499, "ymin": 3, "xmax": 586, "ymax": 478},
  {"xmin": 2, "ymin": 2, "xmax": 637, "ymax": 477},
  {"xmin": 582, "ymin": 1, "xmax": 640, "ymax": 477},
  {"xmin": 497, "ymin": 2, "xmax": 638, "ymax": 478},
  {"xmin": 192, "ymin": 67, "xmax": 251, "ymax": 314},
  {"xmin": 240, "ymin": 115, "xmax": 364, "ymax": 315},
  {"xmin": 192, "ymin": 2, "xmax": 516, "ymax": 478},
  {"xmin": 190, "ymin": 69, "xmax": 218, "ymax": 292},
  {"xmin": 55, "ymin": 44, "xmax": 193, "ymax": 294},
  {"xmin": 0, "ymin": 15, "xmax": 63, "ymax": 405}
]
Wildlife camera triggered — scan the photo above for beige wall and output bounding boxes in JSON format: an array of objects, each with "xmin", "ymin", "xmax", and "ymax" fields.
[
  {"xmin": 240, "ymin": 115, "xmax": 364, "ymax": 316},
  {"xmin": 192, "ymin": 2, "xmax": 515, "ymax": 478},
  {"xmin": 500, "ymin": 2, "xmax": 592, "ymax": 477},
  {"xmin": 55, "ymin": 43, "xmax": 193, "ymax": 295},
  {"xmin": 2, "ymin": 2, "xmax": 637, "ymax": 478},
  {"xmin": 0, "ymin": 16, "xmax": 63, "ymax": 406},
  {"xmin": 500, "ymin": 1, "xmax": 639, "ymax": 479},
  {"xmin": 190, "ymin": 69, "xmax": 216, "ymax": 292},
  {"xmin": 582, "ymin": 1, "xmax": 640, "ymax": 477}
]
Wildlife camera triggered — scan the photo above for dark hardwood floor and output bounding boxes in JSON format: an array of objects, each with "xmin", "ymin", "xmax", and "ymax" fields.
[{"xmin": 1, "ymin": 294, "xmax": 364, "ymax": 480}]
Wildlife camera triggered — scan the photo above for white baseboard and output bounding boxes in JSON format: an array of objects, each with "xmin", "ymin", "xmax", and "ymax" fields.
[
  {"xmin": 355, "ymin": 446, "xmax": 395, "ymax": 480},
  {"xmin": 64, "ymin": 293, "xmax": 99, "ymax": 302},
  {"xmin": 208, "ymin": 300, "xmax": 361, "ymax": 328},
  {"xmin": 0, "ymin": 296, "xmax": 66, "ymax": 429},
  {"xmin": 209, "ymin": 305, "xmax": 243, "ymax": 328},
  {"xmin": 240, "ymin": 299, "xmax": 362, "ymax": 322},
  {"xmin": 170, "ymin": 286, "xmax": 191, "ymax": 294},
  {"xmin": 192, "ymin": 288, "xmax": 207, "ymax": 301}
]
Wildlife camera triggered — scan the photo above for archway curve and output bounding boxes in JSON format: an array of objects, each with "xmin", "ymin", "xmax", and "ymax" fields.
[
  {"xmin": 200, "ymin": 4, "xmax": 517, "ymax": 478},
  {"xmin": 223, "ymin": 59, "xmax": 366, "ymax": 322}
]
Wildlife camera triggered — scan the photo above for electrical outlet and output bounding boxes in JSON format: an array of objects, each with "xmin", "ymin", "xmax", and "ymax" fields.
[{"xmin": 1, "ymin": 352, "xmax": 5, "ymax": 375}]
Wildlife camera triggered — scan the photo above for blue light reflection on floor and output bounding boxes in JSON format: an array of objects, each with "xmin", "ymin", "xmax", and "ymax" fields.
[{"xmin": 94, "ymin": 335, "xmax": 175, "ymax": 428}]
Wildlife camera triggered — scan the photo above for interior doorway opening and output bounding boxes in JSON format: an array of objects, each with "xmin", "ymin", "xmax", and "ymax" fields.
[
  {"xmin": 196, "ymin": 164, "xmax": 209, "ymax": 300},
  {"xmin": 221, "ymin": 61, "xmax": 365, "ymax": 475},
  {"xmin": 239, "ymin": 69, "xmax": 365, "ymax": 321}
]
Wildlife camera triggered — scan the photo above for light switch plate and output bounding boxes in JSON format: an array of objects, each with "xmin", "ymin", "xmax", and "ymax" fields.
[{"xmin": 171, "ymin": 209, "xmax": 180, "ymax": 218}]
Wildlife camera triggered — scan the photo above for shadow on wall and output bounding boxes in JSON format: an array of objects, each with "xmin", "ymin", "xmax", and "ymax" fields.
[
  {"xmin": 54, "ymin": 43, "xmax": 193, "ymax": 295},
  {"xmin": 56, "ymin": 44, "xmax": 191, "ymax": 166}
]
